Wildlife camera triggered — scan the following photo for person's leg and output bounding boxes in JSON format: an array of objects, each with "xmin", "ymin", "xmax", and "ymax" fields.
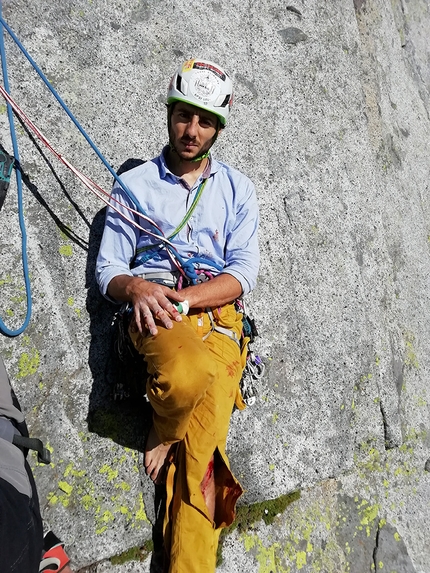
[
  {"xmin": 129, "ymin": 312, "xmax": 218, "ymax": 482},
  {"xmin": 166, "ymin": 303, "xmax": 245, "ymax": 573},
  {"xmin": 130, "ymin": 304, "xmax": 246, "ymax": 572}
]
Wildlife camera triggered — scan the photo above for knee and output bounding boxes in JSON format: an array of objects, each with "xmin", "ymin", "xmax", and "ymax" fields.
[
  {"xmin": 171, "ymin": 352, "xmax": 217, "ymax": 399},
  {"xmin": 150, "ymin": 351, "xmax": 217, "ymax": 407}
]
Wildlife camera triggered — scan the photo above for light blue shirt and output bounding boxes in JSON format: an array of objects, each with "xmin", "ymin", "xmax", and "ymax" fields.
[{"xmin": 96, "ymin": 148, "xmax": 260, "ymax": 300}]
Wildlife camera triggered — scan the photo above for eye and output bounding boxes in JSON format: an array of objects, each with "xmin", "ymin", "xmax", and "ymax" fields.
[
  {"xmin": 175, "ymin": 110, "xmax": 190, "ymax": 120},
  {"xmin": 200, "ymin": 118, "xmax": 215, "ymax": 128}
]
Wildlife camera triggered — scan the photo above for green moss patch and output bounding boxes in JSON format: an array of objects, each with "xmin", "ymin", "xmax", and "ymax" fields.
[
  {"xmin": 236, "ymin": 490, "xmax": 301, "ymax": 531},
  {"xmin": 217, "ymin": 490, "xmax": 301, "ymax": 566},
  {"xmin": 110, "ymin": 540, "xmax": 153, "ymax": 565}
]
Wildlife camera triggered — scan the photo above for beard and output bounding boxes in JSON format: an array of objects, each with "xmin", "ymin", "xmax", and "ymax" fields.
[{"xmin": 168, "ymin": 127, "xmax": 216, "ymax": 162}]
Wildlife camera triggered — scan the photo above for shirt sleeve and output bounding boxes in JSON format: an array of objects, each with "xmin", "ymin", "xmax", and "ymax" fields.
[
  {"xmin": 95, "ymin": 184, "xmax": 140, "ymax": 301},
  {"xmin": 222, "ymin": 177, "xmax": 260, "ymax": 295}
]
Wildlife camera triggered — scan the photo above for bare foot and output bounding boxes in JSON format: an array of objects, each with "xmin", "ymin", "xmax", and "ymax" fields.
[
  {"xmin": 200, "ymin": 455, "xmax": 215, "ymax": 521},
  {"xmin": 60, "ymin": 566, "xmax": 74, "ymax": 573},
  {"xmin": 145, "ymin": 425, "xmax": 173, "ymax": 484}
]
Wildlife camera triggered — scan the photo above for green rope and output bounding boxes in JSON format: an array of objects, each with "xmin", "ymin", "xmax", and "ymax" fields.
[{"xmin": 135, "ymin": 177, "xmax": 208, "ymax": 257}]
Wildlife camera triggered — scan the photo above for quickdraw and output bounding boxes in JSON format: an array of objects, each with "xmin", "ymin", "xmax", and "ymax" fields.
[
  {"xmin": 0, "ymin": 144, "xmax": 14, "ymax": 211},
  {"xmin": 235, "ymin": 300, "xmax": 265, "ymax": 406},
  {"xmin": 240, "ymin": 345, "xmax": 265, "ymax": 406}
]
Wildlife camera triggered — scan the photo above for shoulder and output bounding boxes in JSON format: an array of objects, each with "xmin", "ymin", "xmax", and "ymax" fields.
[
  {"xmin": 118, "ymin": 156, "xmax": 160, "ymax": 178},
  {"xmin": 211, "ymin": 158, "xmax": 256, "ymax": 198},
  {"xmin": 114, "ymin": 154, "xmax": 163, "ymax": 188},
  {"xmin": 116, "ymin": 158, "xmax": 146, "ymax": 176},
  {"xmin": 212, "ymin": 158, "xmax": 252, "ymax": 183}
]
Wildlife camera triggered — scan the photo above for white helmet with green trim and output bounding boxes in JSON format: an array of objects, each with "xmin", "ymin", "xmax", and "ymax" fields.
[{"xmin": 167, "ymin": 59, "xmax": 233, "ymax": 126}]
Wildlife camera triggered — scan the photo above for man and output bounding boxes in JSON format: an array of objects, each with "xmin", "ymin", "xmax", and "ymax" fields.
[
  {"xmin": 96, "ymin": 58, "xmax": 259, "ymax": 572},
  {"xmin": 0, "ymin": 355, "xmax": 73, "ymax": 573}
]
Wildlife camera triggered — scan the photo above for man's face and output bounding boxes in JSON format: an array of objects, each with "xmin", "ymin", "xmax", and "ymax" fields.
[{"xmin": 169, "ymin": 102, "xmax": 220, "ymax": 160}]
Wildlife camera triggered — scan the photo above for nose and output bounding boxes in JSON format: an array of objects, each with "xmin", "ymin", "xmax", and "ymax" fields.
[{"xmin": 184, "ymin": 115, "xmax": 200, "ymax": 137}]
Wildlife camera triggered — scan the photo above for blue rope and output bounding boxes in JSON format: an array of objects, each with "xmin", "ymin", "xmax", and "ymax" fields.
[
  {"xmin": 0, "ymin": 12, "xmax": 203, "ymax": 308},
  {"xmin": 0, "ymin": 12, "xmax": 157, "ymax": 230},
  {"xmin": 0, "ymin": 14, "xmax": 197, "ymax": 279},
  {"xmin": 0, "ymin": 4, "xmax": 32, "ymax": 337}
]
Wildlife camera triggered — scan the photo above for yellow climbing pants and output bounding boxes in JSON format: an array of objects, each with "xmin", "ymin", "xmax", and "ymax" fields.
[{"xmin": 129, "ymin": 302, "xmax": 247, "ymax": 573}]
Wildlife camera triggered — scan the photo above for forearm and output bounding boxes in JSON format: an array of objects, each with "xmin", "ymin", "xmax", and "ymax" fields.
[
  {"xmin": 180, "ymin": 273, "xmax": 242, "ymax": 309},
  {"xmin": 107, "ymin": 275, "xmax": 143, "ymax": 302}
]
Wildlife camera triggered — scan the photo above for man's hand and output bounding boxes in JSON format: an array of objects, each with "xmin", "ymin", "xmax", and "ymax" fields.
[{"xmin": 107, "ymin": 276, "xmax": 185, "ymax": 335}]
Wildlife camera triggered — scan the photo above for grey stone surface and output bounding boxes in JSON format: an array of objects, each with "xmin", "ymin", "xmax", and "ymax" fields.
[
  {"xmin": 217, "ymin": 481, "xmax": 416, "ymax": 573},
  {"xmin": 0, "ymin": 0, "xmax": 429, "ymax": 571},
  {"xmin": 278, "ymin": 27, "xmax": 308, "ymax": 45},
  {"xmin": 374, "ymin": 523, "xmax": 416, "ymax": 573}
]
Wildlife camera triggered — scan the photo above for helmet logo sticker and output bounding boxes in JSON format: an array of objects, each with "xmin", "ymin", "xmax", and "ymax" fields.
[
  {"xmin": 182, "ymin": 59, "xmax": 195, "ymax": 73},
  {"xmin": 193, "ymin": 61, "xmax": 226, "ymax": 81},
  {"xmin": 191, "ymin": 71, "xmax": 221, "ymax": 103}
]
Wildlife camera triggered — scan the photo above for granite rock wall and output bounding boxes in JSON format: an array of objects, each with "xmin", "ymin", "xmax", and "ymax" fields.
[{"xmin": 0, "ymin": 0, "xmax": 429, "ymax": 571}]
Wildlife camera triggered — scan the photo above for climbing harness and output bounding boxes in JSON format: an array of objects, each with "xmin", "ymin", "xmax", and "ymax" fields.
[{"xmin": 111, "ymin": 266, "xmax": 264, "ymax": 406}]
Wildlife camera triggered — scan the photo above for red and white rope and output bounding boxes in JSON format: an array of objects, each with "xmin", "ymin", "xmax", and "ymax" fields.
[{"xmin": 0, "ymin": 84, "xmax": 187, "ymax": 275}]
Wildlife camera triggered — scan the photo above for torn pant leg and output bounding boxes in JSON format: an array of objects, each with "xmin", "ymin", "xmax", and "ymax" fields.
[
  {"xmin": 129, "ymin": 303, "xmax": 245, "ymax": 573},
  {"xmin": 166, "ymin": 319, "xmax": 245, "ymax": 573}
]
